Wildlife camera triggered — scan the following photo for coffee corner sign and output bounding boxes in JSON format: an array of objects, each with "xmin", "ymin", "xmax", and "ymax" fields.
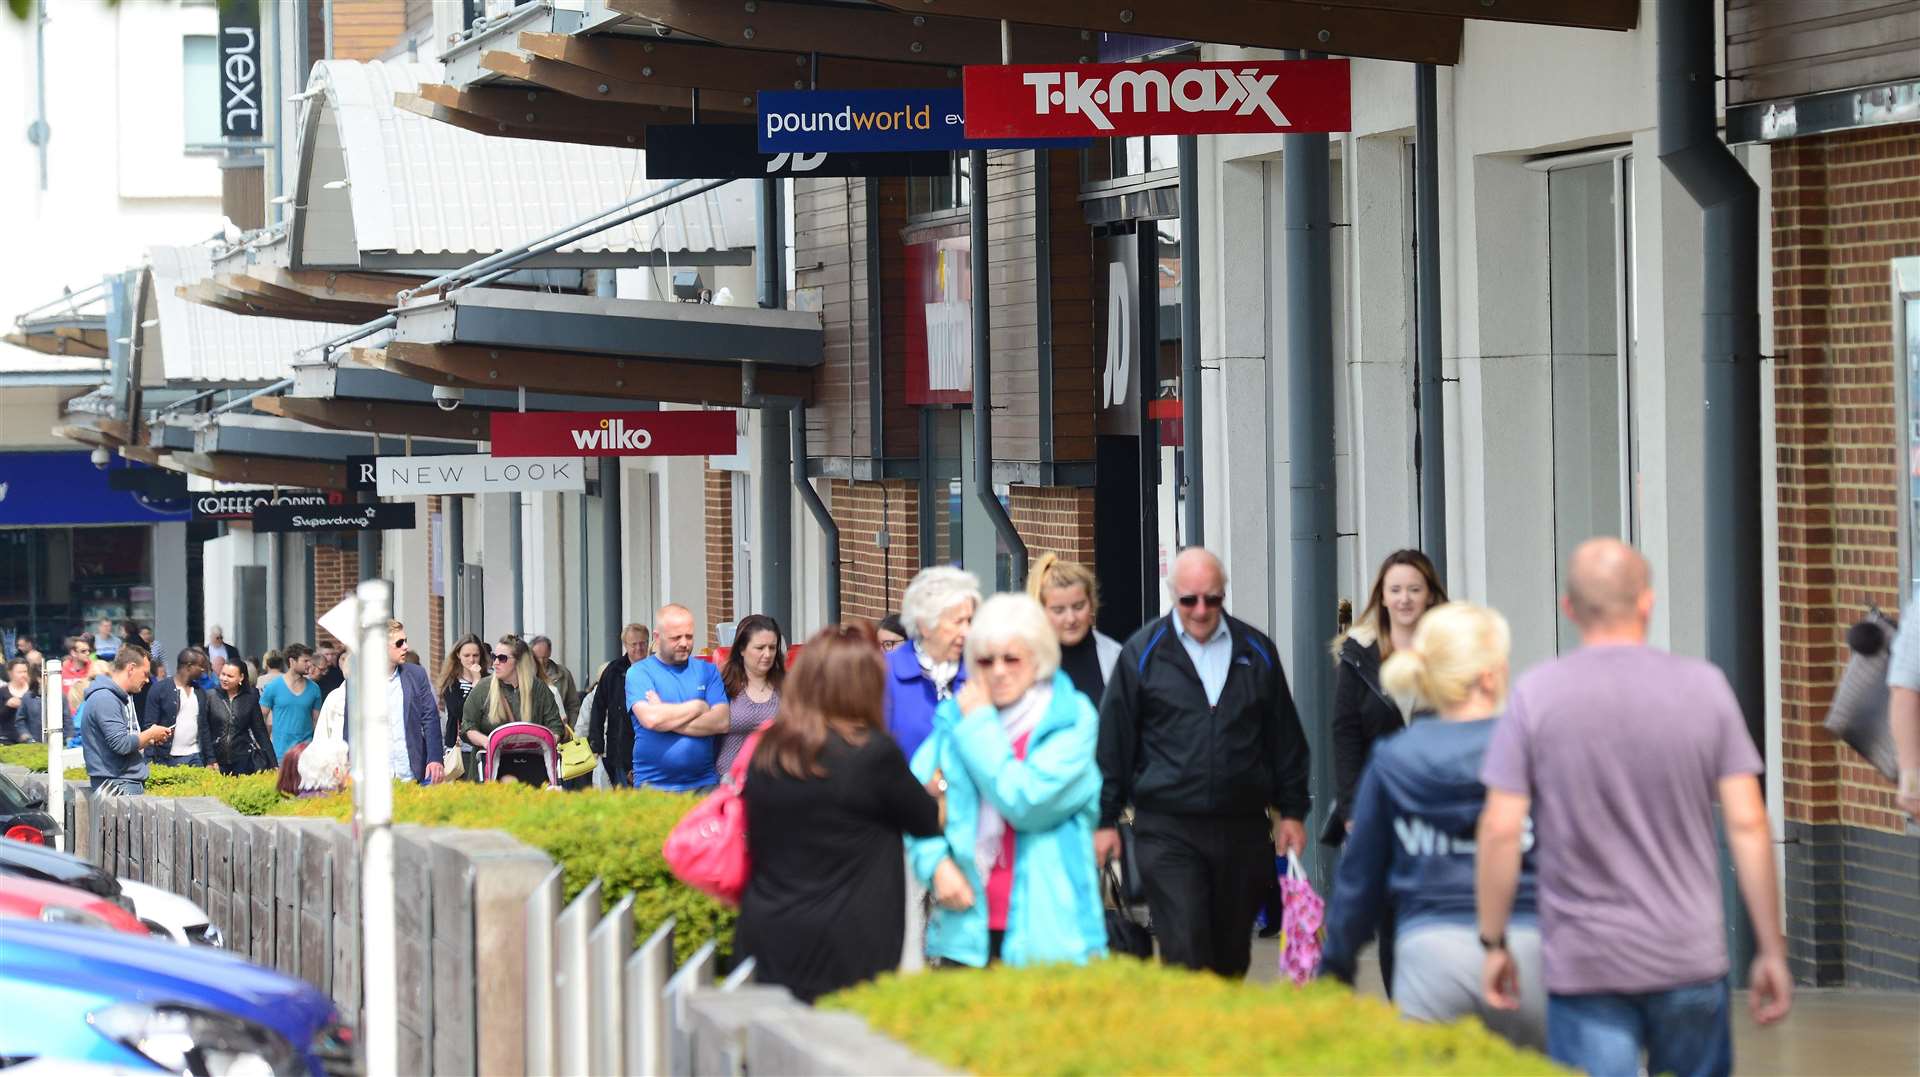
[
  {"xmin": 489, "ymin": 411, "xmax": 738, "ymax": 459},
  {"xmin": 963, "ymin": 59, "xmax": 1350, "ymax": 140}
]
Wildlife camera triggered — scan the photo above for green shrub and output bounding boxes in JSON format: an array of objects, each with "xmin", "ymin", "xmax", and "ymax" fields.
[
  {"xmin": 143, "ymin": 765, "xmax": 284, "ymax": 815},
  {"xmin": 0, "ymin": 742, "xmax": 50, "ymax": 771},
  {"xmin": 824, "ymin": 961, "xmax": 1565, "ymax": 1076}
]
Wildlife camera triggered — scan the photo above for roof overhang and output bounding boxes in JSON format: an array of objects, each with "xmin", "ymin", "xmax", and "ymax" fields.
[
  {"xmin": 392, "ymin": 287, "xmax": 824, "ymax": 365},
  {"xmin": 190, "ymin": 412, "xmax": 477, "ymax": 461},
  {"xmin": 290, "ymin": 59, "xmax": 757, "ymax": 272},
  {"xmin": 291, "ymin": 360, "xmax": 665, "ymax": 413},
  {"xmin": 149, "ymin": 245, "xmax": 357, "ymax": 384}
]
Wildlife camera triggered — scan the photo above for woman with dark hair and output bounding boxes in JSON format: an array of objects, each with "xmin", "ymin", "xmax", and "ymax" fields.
[
  {"xmin": 875, "ymin": 614, "xmax": 908, "ymax": 654},
  {"xmin": 213, "ymin": 658, "xmax": 275, "ymax": 775},
  {"xmin": 718, "ymin": 614, "xmax": 785, "ymax": 774},
  {"xmin": 735, "ymin": 625, "xmax": 945, "ymax": 1003},
  {"xmin": 436, "ymin": 634, "xmax": 486, "ymax": 749}
]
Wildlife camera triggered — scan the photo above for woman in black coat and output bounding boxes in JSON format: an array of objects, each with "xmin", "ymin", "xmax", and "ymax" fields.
[
  {"xmin": 736, "ymin": 626, "xmax": 943, "ymax": 1003},
  {"xmin": 1322, "ymin": 548, "xmax": 1445, "ymax": 990},
  {"xmin": 213, "ymin": 660, "xmax": 275, "ymax": 775}
]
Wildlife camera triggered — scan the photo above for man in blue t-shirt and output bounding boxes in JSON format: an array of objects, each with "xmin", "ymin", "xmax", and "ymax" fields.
[{"xmin": 626, "ymin": 604, "xmax": 730, "ymax": 792}]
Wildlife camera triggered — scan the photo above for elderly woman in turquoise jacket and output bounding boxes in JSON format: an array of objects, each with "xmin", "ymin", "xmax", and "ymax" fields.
[{"xmin": 908, "ymin": 592, "xmax": 1109, "ymax": 968}]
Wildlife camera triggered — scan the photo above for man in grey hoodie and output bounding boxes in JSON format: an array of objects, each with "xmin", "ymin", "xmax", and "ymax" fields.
[{"xmin": 81, "ymin": 645, "xmax": 168, "ymax": 795}]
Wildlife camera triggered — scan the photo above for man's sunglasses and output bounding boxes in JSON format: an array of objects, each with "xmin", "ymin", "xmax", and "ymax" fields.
[
  {"xmin": 1177, "ymin": 593, "xmax": 1226, "ymax": 609},
  {"xmin": 391, "ymin": 638, "xmax": 408, "ymax": 650}
]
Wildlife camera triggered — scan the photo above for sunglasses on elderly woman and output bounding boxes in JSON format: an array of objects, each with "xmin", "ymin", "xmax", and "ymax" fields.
[
  {"xmin": 1177, "ymin": 593, "xmax": 1225, "ymax": 609},
  {"xmin": 976, "ymin": 653, "xmax": 1026, "ymax": 669}
]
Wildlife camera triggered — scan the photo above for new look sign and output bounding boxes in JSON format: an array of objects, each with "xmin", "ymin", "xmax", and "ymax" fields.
[
  {"xmin": 371, "ymin": 454, "xmax": 585, "ymax": 497},
  {"xmin": 964, "ymin": 59, "xmax": 1350, "ymax": 140}
]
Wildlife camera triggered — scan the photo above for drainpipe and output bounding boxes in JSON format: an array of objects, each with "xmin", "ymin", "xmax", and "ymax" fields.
[
  {"xmin": 1657, "ymin": 0, "xmax": 1763, "ymax": 984},
  {"xmin": 595, "ymin": 272, "xmax": 623, "ymax": 665},
  {"xmin": 1179, "ymin": 134, "xmax": 1204, "ymax": 547},
  {"xmin": 970, "ymin": 147, "xmax": 1029, "ymax": 589},
  {"xmin": 1284, "ymin": 53, "xmax": 1338, "ymax": 885},
  {"xmin": 756, "ymin": 178, "xmax": 795, "ymax": 631},
  {"xmin": 1414, "ymin": 64, "xmax": 1448, "ymax": 580},
  {"xmin": 742, "ymin": 365, "xmax": 840, "ymax": 626}
]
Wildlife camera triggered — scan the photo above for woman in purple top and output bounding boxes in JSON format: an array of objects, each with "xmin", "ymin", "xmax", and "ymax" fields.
[
  {"xmin": 884, "ymin": 567, "xmax": 980, "ymax": 761},
  {"xmin": 719, "ymin": 615, "xmax": 786, "ymax": 774}
]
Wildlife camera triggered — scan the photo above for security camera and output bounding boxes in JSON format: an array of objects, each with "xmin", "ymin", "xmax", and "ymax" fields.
[
  {"xmin": 432, "ymin": 384, "xmax": 464, "ymax": 412},
  {"xmin": 91, "ymin": 447, "xmax": 111, "ymax": 470}
]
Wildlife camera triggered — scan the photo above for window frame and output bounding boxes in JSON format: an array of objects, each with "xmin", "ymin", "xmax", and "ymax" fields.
[
  {"xmin": 181, "ymin": 32, "xmax": 222, "ymax": 154},
  {"xmin": 1892, "ymin": 256, "xmax": 1920, "ymax": 597}
]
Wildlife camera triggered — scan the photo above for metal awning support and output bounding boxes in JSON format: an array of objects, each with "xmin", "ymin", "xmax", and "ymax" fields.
[
  {"xmin": 1284, "ymin": 52, "xmax": 1338, "ymax": 885},
  {"xmin": 1414, "ymin": 64, "xmax": 1448, "ymax": 579},
  {"xmin": 754, "ymin": 173, "xmax": 797, "ymax": 632},
  {"xmin": 1178, "ymin": 133, "xmax": 1204, "ymax": 547}
]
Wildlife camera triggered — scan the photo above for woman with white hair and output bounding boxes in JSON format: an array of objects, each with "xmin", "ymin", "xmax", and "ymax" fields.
[
  {"xmin": 885, "ymin": 566, "xmax": 982, "ymax": 761},
  {"xmin": 907, "ymin": 592, "xmax": 1108, "ymax": 967}
]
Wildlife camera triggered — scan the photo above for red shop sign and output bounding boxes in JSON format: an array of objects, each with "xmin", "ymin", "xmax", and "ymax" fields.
[
  {"xmin": 964, "ymin": 59, "xmax": 1350, "ymax": 140},
  {"xmin": 489, "ymin": 410, "xmax": 738, "ymax": 458}
]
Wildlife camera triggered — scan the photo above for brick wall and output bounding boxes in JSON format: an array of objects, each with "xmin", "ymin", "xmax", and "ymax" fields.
[
  {"xmin": 312, "ymin": 544, "xmax": 359, "ymax": 648},
  {"xmin": 828, "ymin": 479, "xmax": 921, "ymax": 622},
  {"xmin": 1772, "ymin": 122, "xmax": 1920, "ymax": 989},
  {"xmin": 1772, "ymin": 123, "xmax": 1919, "ymax": 835},
  {"xmin": 1009, "ymin": 486, "xmax": 1097, "ymax": 568},
  {"xmin": 705, "ymin": 466, "xmax": 734, "ymax": 647}
]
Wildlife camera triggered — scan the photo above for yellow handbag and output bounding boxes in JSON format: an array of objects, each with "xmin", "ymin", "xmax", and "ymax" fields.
[{"xmin": 558, "ymin": 722, "xmax": 599, "ymax": 782}]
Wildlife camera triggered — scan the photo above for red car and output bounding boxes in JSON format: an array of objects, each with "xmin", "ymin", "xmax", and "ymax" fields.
[{"xmin": 0, "ymin": 873, "xmax": 148, "ymax": 936}]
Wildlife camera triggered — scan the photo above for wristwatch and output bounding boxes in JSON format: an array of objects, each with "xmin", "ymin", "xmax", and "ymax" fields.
[{"xmin": 1479, "ymin": 932, "xmax": 1507, "ymax": 953}]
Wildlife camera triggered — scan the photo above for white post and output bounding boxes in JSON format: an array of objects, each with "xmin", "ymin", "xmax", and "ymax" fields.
[
  {"xmin": 353, "ymin": 579, "xmax": 398, "ymax": 1076},
  {"xmin": 42, "ymin": 658, "xmax": 63, "ymax": 849}
]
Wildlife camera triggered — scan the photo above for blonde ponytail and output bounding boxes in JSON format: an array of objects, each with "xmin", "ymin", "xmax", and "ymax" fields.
[{"xmin": 1378, "ymin": 602, "xmax": 1511, "ymax": 714}]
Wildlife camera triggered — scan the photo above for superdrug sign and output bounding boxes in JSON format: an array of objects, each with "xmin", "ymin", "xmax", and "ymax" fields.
[{"xmin": 963, "ymin": 59, "xmax": 1350, "ymax": 140}]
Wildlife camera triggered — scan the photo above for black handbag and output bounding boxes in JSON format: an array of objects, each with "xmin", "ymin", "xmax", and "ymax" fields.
[
  {"xmin": 1116, "ymin": 819, "xmax": 1147, "ymax": 905},
  {"xmin": 1103, "ymin": 862, "xmax": 1154, "ymax": 959}
]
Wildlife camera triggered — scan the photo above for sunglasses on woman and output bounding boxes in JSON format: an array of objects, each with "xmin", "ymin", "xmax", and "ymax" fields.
[{"xmin": 492, "ymin": 652, "xmax": 514, "ymax": 664}]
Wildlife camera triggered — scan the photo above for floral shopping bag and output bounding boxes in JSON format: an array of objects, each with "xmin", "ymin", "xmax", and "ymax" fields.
[{"xmin": 1278, "ymin": 855, "xmax": 1325, "ymax": 985}]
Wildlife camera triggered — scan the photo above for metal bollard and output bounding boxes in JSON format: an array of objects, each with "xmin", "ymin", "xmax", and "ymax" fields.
[
  {"xmin": 625, "ymin": 918, "xmax": 675, "ymax": 1077},
  {"xmin": 588, "ymin": 892, "xmax": 635, "ymax": 1077},
  {"xmin": 553, "ymin": 878, "xmax": 601, "ymax": 1077}
]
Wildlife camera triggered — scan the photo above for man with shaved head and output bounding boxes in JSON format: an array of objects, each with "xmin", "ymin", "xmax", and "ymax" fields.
[
  {"xmin": 625, "ymin": 603, "xmax": 731, "ymax": 791},
  {"xmin": 1475, "ymin": 538, "xmax": 1790, "ymax": 1075},
  {"xmin": 1096, "ymin": 546, "xmax": 1311, "ymax": 977}
]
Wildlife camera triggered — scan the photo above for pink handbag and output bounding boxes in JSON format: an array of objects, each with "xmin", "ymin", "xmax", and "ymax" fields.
[
  {"xmin": 1278, "ymin": 856, "xmax": 1326, "ymax": 985},
  {"xmin": 662, "ymin": 725, "xmax": 768, "ymax": 906}
]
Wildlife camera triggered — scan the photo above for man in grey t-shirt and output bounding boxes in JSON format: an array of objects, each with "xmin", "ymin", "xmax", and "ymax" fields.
[
  {"xmin": 1885, "ymin": 587, "xmax": 1920, "ymax": 822},
  {"xmin": 1474, "ymin": 539, "xmax": 1790, "ymax": 1077}
]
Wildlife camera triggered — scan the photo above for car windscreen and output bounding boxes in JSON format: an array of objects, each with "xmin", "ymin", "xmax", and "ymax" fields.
[{"xmin": 0, "ymin": 772, "xmax": 35, "ymax": 813}]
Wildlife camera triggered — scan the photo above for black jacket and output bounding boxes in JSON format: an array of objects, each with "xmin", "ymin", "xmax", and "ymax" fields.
[
  {"xmin": 141, "ymin": 676, "xmax": 224, "ymax": 764},
  {"xmin": 210, "ymin": 687, "xmax": 274, "ymax": 774},
  {"xmin": 442, "ymin": 677, "xmax": 476, "ymax": 749},
  {"xmin": 1328, "ymin": 636, "xmax": 1407, "ymax": 842},
  {"xmin": 1097, "ymin": 613, "xmax": 1311, "ymax": 826},
  {"xmin": 586, "ymin": 656, "xmax": 634, "ymax": 785}
]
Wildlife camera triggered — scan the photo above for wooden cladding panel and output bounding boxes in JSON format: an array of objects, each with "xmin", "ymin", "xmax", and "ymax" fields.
[
  {"xmin": 1047, "ymin": 148, "xmax": 1097, "ymax": 464},
  {"xmin": 798, "ymin": 177, "xmax": 874, "ymax": 461},
  {"xmin": 1728, "ymin": 0, "xmax": 1920, "ymax": 106},
  {"xmin": 329, "ymin": 0, "xmax": 409, "ymax": 61},
  {"xmin": 876, "ymin": 179, "xmax": 919, "ymax": 462}
]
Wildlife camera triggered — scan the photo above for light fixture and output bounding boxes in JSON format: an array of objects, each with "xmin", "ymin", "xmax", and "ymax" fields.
[
  {"xmin": 322, "ymin": 179, "xmax": 350, "ymax": 190},
  {"xmin": 140, "ymin": 319, "xmax": 159, "ymax": 328},
  {"xmin": 270, "ymin": 195, "xmax": 294, "ymax": 205}
]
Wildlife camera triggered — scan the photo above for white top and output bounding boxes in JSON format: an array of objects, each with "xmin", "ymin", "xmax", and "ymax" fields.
[
  {"xmin": 388, "ymin": 670, "xmax": 411, "ymax": 780},
  {"xmin": 170, "ymin": 684, "xmax": 200, "ymax": 757}
]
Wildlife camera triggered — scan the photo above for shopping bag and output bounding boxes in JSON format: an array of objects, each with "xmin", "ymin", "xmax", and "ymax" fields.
[
  {"xmin": 1103, "ymin": 862, "xmax": 1154, "ymax": 959},
  {"xmin": 558, "ymin": 723, "xmax": 599, "ymax": 782},
  {"xmin": 662, "ymin": 723, "xmax": 769, "ymax": 907},
  {"xmin": 1278, "ymin": 855, "xmax": 1325, "ymax": 985},
  {"xmin": 1823, "ymin": 609, "xmax": 1900, "ymax": 781}
]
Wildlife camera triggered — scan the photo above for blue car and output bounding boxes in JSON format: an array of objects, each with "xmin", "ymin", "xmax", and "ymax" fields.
[{"xmin": 0, "ymin": 920, "xmax": 354, "ymax": 1075}]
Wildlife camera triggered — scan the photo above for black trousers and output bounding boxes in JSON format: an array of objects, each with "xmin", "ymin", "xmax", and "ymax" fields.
[{"xmin": 1134, "ymin": 812, "xmax": 1272, "ymax": 978}]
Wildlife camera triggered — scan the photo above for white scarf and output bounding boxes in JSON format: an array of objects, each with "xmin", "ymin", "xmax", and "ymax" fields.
[
  {"xmin": 972, "ymin": 683, "xmax": 1052, "ymax": 879},
  {"xmin": 916, "ymin": 643, "xmax": 960, "ymax": 701}
]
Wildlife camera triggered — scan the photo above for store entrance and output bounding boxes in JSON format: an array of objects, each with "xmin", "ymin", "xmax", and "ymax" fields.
[{"xmin": 0, "ymin": 525, "xmax": 154, "ymax": 657}]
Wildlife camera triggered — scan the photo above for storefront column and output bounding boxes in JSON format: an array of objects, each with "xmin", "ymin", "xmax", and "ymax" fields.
[{"xmin": 151, "ymin": 522, "xmax": 188, "ymax": 664}]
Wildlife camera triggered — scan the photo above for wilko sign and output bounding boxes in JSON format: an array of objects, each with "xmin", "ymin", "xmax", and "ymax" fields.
[
  {"xmin": 963, "ymin": 59, "xmax": 1350, "ymax": 140},
  {"xmin": 489, "ymin": 411, "xmax": 737, "ymax": 458},
  {"xmin": 371, "ymin": 454, "xmax": 585, "ymax": 496}
]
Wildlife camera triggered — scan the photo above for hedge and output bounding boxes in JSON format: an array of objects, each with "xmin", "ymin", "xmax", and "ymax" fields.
[
  {"xmin": 825, "ymin": 961, "xmax": 1564, "ymax": 1076},
  {"xmin": 42, "ymin": 762, "xmax": 728, "ymax": 960},
  {"xmin": 0, "ymin": 742, "xmax": 51, "ymax": 771}
]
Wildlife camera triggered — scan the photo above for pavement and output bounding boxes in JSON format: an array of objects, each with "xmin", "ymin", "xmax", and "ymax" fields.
[{"xmin": 1247, "ymin": 937, "xmax": 1920, "ymax": 1075}]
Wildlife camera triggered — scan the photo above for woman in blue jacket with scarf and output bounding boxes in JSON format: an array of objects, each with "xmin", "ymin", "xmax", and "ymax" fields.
[{"xmin": 908, "ymin": 592, "xmax": 1108, "ymax": 968}]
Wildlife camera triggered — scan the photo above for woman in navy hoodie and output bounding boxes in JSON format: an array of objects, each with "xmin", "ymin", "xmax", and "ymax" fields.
[{"xmin": 1322, "ymin": 601, "xmax": 1544, "ymax": 1050}]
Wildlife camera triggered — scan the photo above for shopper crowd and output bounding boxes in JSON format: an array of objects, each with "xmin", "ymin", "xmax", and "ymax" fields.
[{"xmin": 35, "ymin": 529, "xmax": 1920, "ymax": 1077}]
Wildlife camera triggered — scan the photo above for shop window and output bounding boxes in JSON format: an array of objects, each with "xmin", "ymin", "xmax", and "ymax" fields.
[
  {"xmin": 908, "ymin": 154, "xmax": 971, "ymax": 219},
  {"xmin": 182, "ymin": 34, "xmax": 220, "ymax": 148},
  {"xmin": 1544, "ymin": 154, "xmax": 1639, "ymax": 653},
  {"xmin": 1894, "ymin": 256, "xmax": 1920, "ymax": 598}
]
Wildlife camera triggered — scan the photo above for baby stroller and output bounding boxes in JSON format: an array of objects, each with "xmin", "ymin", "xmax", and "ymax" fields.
[{"xmin": 484, "ymin": 722, "xmax": 561, "ymax": 788}]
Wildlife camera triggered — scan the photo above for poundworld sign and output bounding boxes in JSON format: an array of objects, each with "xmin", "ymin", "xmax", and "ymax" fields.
[
  {"xmin": 371, "ymin": 454, "xmax": 585, "ymax": 496},
  {"xmin": 758, "ymin": 89, "xmax": 1080, "ymax": 153},
  {"xmin": 490, "ymin": 410, "xmax": 737, "ymax": 458},
  {"xmin": 963, "ymin": 59, "xmax": 1350, "ymax": 140}
]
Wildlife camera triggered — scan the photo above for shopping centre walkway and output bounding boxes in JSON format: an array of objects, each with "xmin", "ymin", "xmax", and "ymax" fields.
[{"xmin": 1248, "ymin": 939, "xmax": 1920, "ymax": 1075}]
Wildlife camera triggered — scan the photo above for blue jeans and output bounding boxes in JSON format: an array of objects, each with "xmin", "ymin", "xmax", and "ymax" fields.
[
  {"xmin": 167, "ymin": 751, "xmax": 207, "ymax": 767},
  {"xmin": 1547, "ymin": 977, "xmax": 1732, "ymax": 1077}
]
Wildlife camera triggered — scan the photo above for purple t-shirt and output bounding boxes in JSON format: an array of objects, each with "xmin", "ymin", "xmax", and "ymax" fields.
[{"xmin": 1480, "ymin": 644, "xmax": 1762, "ymax": 995}]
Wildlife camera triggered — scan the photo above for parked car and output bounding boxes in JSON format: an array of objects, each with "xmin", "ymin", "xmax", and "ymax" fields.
[
  {"xmin": 0, "ymin": 768, "xmax": 59, "ymax": 845},
  {"xmin": 0, "ymin": 873, "xmax": 148, "ymax": 936},
  {"xmin": 118, "ymin": 877, "xmax": 223, "ymax": 948},
  {"xmin": 0, "ymin": 835, "xmax": 124, "ymax": 909},
  {"xmin": 0, "ymin": 921, "xmax": 354, "ymax": 1076}
]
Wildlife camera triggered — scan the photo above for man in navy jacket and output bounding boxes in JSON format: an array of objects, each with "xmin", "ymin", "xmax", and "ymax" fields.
[{"xmin": 387, "ymin": 622, "xmax": 444, "ymax": 784}]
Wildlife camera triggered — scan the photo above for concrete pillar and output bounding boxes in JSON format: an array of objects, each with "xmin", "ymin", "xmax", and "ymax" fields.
[
  {"xmin": 656, "ymin": 456, "xmax": 708, "ymax": 631},
  {"xmin": 619, "ymin": 461, "xmax": 658, "ymax": 624},
  {"xmin": 152, "ymin": 521, "xmax": 188, "ymax": 661},
  {"xmin": 390, "ymin": 495, "xmax": 432, "ymax": 647},
  {"xmin": 477, "ymin": 493, "xmax": 517, "ymax": 642}
]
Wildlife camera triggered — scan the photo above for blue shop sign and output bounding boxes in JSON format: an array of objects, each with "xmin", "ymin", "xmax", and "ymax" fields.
[
  {"xmin": 0, "ymin": 451, "xmax": 191, "ymax": 527},
  {"xmin": 758, "ymin": 88, "xmax": 1077, "ymax": 153}
]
